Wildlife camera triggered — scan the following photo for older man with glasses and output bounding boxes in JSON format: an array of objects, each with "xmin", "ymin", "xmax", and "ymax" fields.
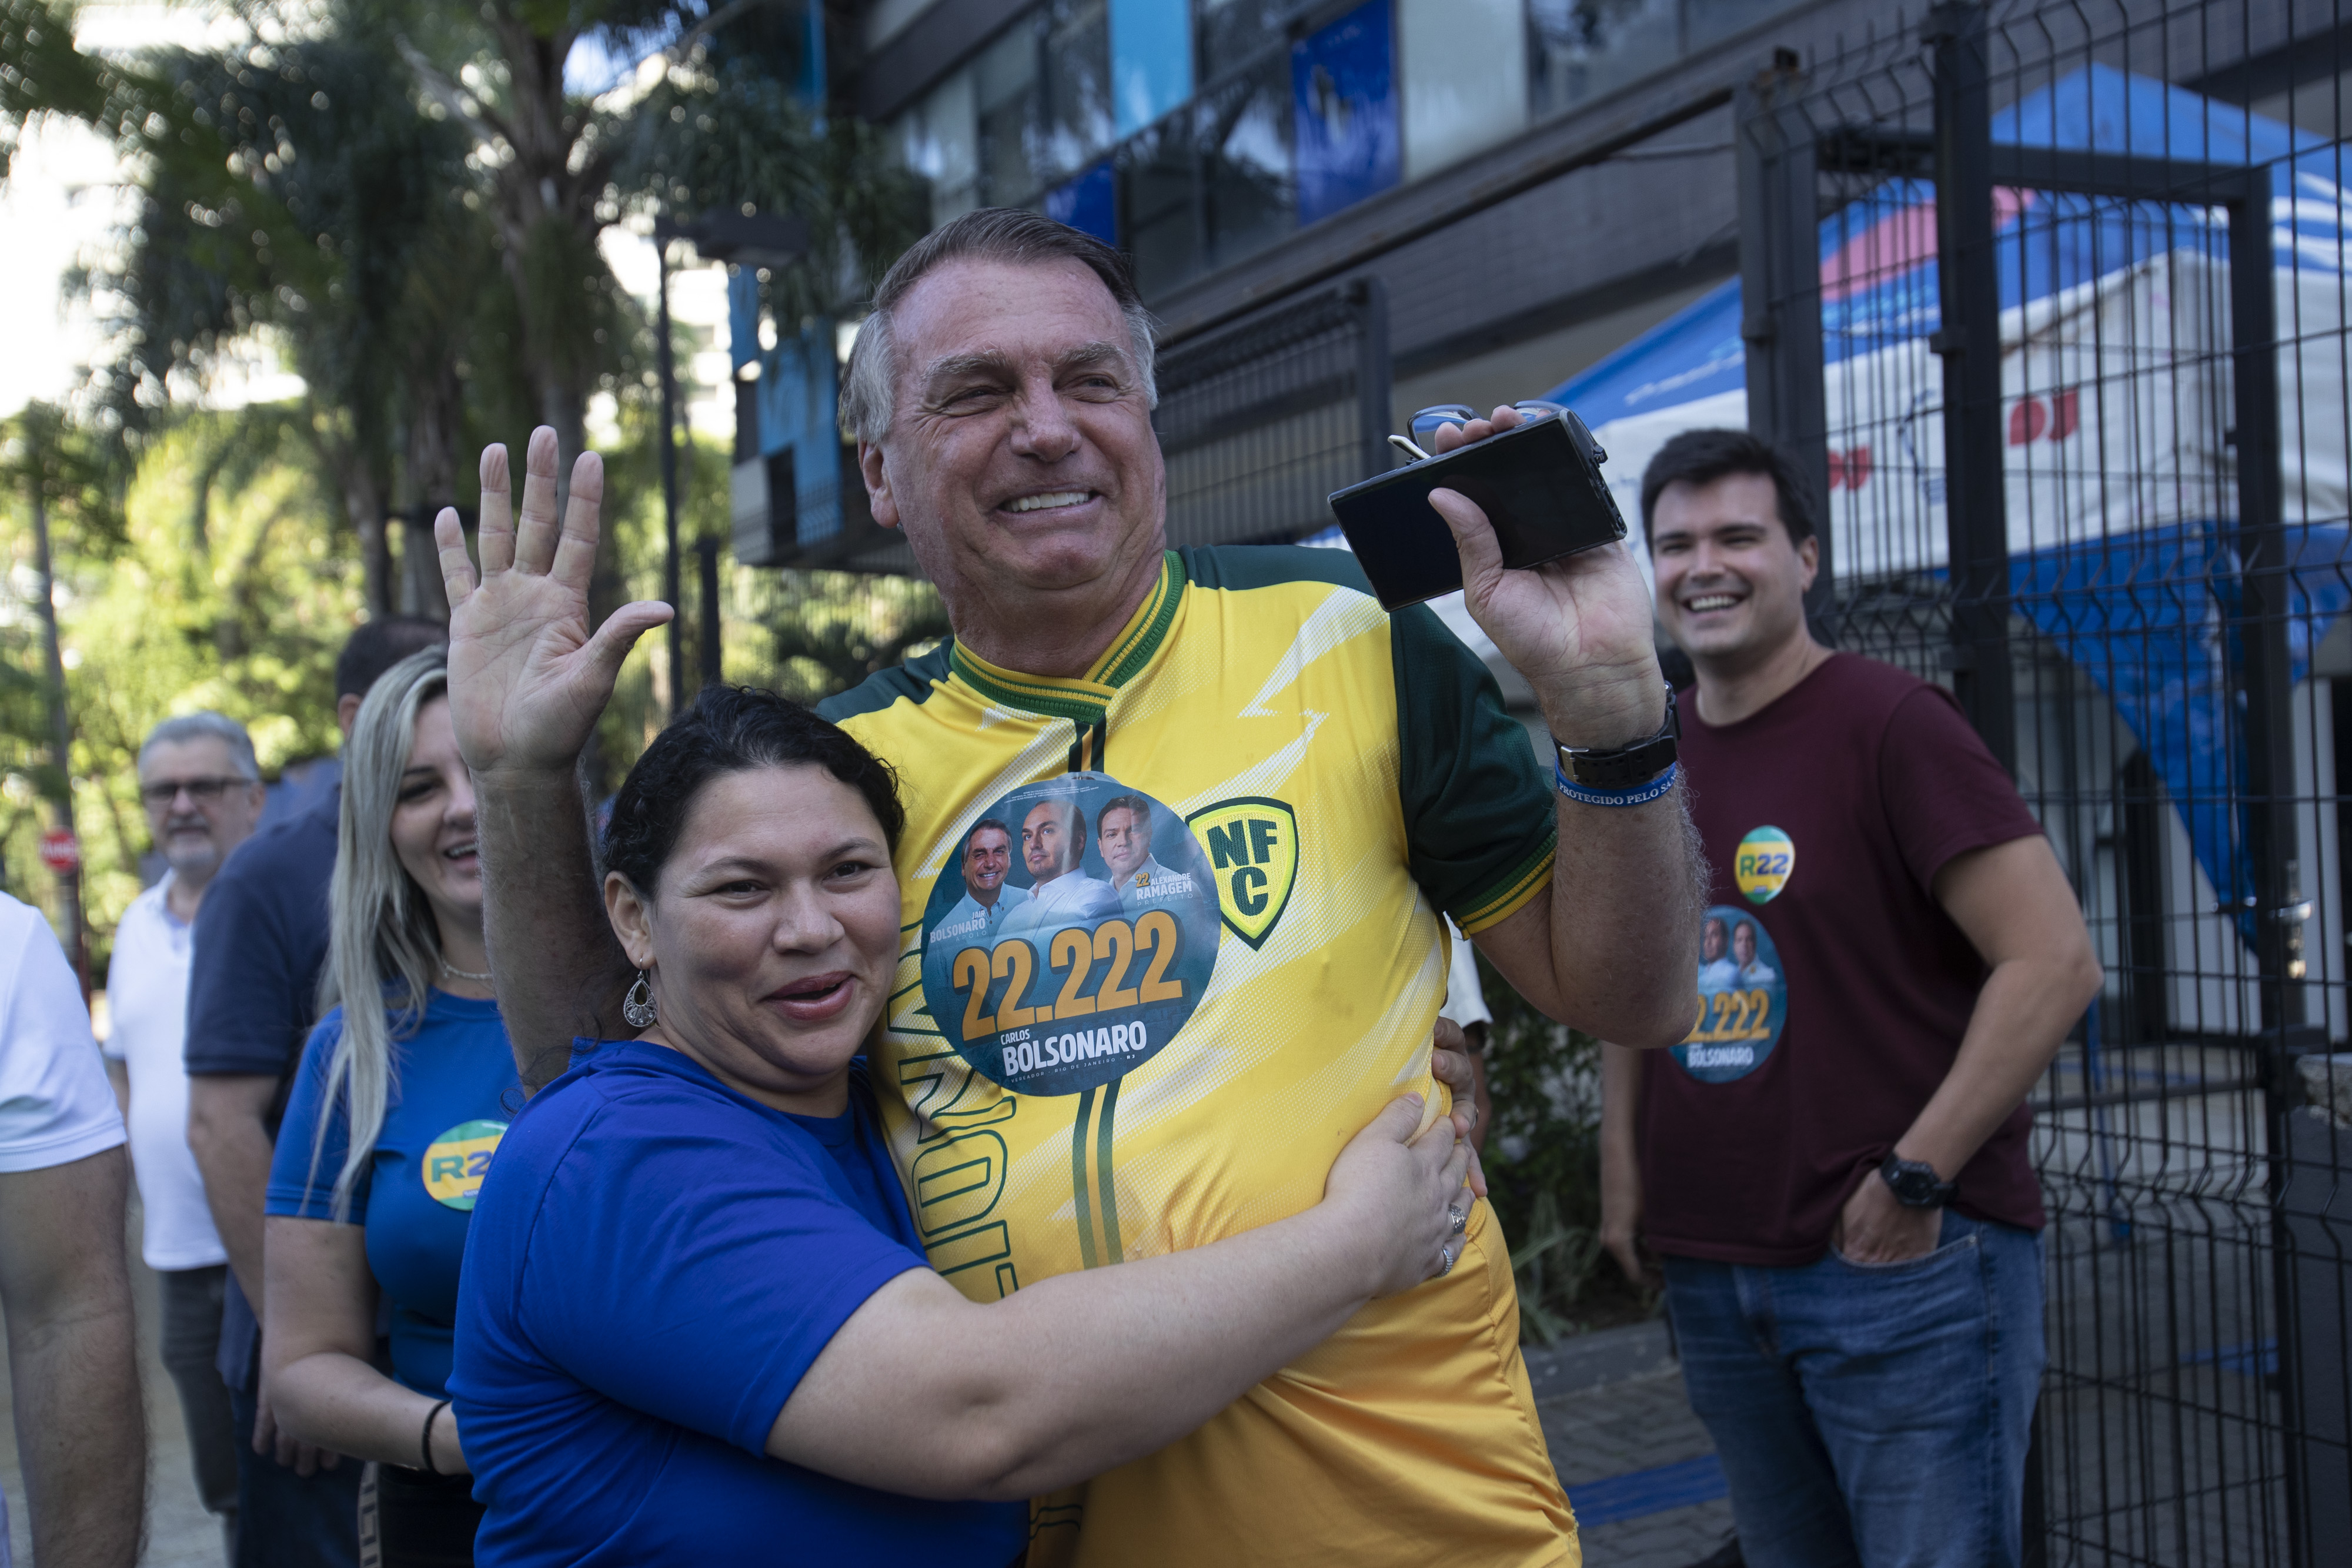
[{"xmin": 102, "ymin": 712, "xmax": 268, "ymax": 1558}]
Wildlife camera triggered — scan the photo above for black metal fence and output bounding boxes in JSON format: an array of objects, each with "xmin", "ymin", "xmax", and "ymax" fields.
[
  {"xmin": 1738, "ymin": 1, "xmax": 2352, "ymax": 1559},
  {"xmin": 1153, "ymin": 277, "xmax": 1392, "ymax": 549}
]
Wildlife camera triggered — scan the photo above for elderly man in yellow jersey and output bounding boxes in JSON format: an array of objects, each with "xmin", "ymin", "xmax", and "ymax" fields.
[{"xmin": 437, "ymin": 208, "xmax": 1702, "ymax": 1567}]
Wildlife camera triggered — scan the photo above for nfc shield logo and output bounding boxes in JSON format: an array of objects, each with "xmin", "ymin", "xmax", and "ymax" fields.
[{"xmin": 1185, "ymin": 798, "xmax": 1299, "ymax": 948}]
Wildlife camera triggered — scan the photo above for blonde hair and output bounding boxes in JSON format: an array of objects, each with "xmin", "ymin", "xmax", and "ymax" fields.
[{"xmin": 309, "ymin": 646, "xmax": 452, "ymax": 1220}]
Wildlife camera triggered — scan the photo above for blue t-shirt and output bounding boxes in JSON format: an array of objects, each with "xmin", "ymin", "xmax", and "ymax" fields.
[
  {"xmin": 266, "ymin": 991, "xmax": 519, "ymax": 1399},
  {"xmin": 189, "ymin": 785, "xmax": 340, "ymax": 1389},
  {"xmin": 187, "ymin": 784, "xmax": 339, "ymax": 1079},
  {"xmin": 450, "ymin": 1040, "xmax": 1025, "ymax": 1567}
]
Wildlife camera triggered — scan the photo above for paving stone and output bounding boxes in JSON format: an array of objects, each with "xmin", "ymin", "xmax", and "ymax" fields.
[
  {"xmin": 1531, "ymin": 1332, "xmax": 1736, "ymax": 1567},
  {"xmin": 1583, "ymin": 1499, "xmax": 1738, "ymax": 1568}
]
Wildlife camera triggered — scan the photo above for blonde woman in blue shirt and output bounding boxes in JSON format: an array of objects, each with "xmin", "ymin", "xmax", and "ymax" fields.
[{"xmin": 263, "ymin": 647, "xmax": 514, "ymax": 1567}]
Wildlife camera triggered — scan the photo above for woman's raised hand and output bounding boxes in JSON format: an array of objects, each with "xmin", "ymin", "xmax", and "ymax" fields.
[
  {"xmin": 1319, "ymin": 1095, "xmax": 1478, "ymax": 1299},
  {"xmin": 433, "ymin": 429, "xmax": 674, "ymax": 781}
]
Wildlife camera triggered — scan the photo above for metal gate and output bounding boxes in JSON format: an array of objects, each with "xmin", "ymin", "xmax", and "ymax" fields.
[{"xmin": 1736, "ymin": 1, "xmax": 2352, "ymax": 1560}]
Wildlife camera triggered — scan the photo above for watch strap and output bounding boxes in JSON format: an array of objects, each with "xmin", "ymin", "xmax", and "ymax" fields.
[{"xmin": 1555, "ymin": 684, "xmax": 1681, "ymax": 790}]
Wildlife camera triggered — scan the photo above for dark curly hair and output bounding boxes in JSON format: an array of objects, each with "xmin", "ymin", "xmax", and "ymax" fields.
[{"xmin": 601, "ymin": 686, "xmax": 905, "ymax": 895}]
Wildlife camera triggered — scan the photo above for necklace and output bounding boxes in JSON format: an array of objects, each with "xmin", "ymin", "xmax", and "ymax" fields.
[{"xmin": 439, "ymin": 959, "xmax": 495, "ymax": 984}]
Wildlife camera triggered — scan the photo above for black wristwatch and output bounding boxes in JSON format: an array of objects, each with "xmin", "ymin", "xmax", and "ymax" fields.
[
  {"xmin": 1554, "ymin": 683, "xmax": 1681, "ymax": 790},
  {"xmin": 1878, "ymin": 1153, "xmax": 1957, "ymax": 1209}
]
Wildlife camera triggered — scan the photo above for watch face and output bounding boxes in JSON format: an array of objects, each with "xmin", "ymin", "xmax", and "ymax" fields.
[{"xmin": 1888, "ymin": 1165, "xmax": 1951, "ymax": 1206}]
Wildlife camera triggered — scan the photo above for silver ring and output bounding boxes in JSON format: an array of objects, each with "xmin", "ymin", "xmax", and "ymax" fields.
[
  {"xmin": 1439, "ymin": 1243, "xmax": 1456, "ymax": 1276},
  {"xmin": 1447, "ymin": 1203, "xmax": 1468, "ymax": 1235}
]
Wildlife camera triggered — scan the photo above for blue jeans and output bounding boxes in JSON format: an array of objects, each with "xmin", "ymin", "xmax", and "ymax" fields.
[
  {"xmin": 1662, "ymin": 1211, "xmax": 2045, "ymax": 1568},
  {"xmin": 229, "ymin": 1372, "xmax": 363, "ymax": 1568}
]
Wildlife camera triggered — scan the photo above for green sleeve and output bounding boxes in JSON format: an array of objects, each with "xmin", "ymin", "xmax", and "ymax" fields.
[{"xmin": 1390, "ymin": 606, "xmax": 1558, "ymax": 934}]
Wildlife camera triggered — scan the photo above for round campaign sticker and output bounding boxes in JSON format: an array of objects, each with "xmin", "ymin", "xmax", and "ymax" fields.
[
  {"xmin": 1734, "ymin": 825, "xmax": 1795, "ymax": 904},
  {"xmin": 1673, "ymin": 904, "xmax": 1788, "ymax": 1084},
  {"xmin": 420, "ymin": 1119, "xmax": 507, "ymax": 1211},
  {"xmin": 920, "ymin": 773, "xmax": 1222, "ymax": 1096}
]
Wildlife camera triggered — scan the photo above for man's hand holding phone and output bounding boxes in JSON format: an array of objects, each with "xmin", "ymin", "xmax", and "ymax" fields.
[{"xmin": 1426, "ymin": 406, "xmax": 1666, "ymax": 751}]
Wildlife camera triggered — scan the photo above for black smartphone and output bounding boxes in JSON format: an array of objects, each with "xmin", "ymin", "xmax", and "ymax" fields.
[{"xmin": 1325, "ymin": 410, "xmax": 1628, "ymax": 611}]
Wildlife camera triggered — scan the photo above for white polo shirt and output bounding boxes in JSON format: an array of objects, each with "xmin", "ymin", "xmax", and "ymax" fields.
[
  {"xmin": 1438, "ymin": 918, "xmax": 1494, "ymax": 1035},
  {"xmin": 99, "ymin": 877, "xmax": 223, "ymax": 1271},
  {"xmin": 0, "ymin": 891, "xmax": 122, "ymax": 1175}
]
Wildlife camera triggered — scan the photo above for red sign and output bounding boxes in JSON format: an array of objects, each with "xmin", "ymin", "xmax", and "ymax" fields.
[{"xmin": 38, "ymin": 829, "xmax": 79, "ymax": 875}]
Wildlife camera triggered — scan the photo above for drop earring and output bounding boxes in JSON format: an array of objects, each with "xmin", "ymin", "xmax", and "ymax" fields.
[{"xmin": 623, "ymin": 970, "xmax": 658, "ymax": 1028}]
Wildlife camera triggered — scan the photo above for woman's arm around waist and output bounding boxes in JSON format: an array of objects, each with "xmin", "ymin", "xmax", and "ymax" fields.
[{"xmin": 768, "ymin": 1092, "xmax": 1471, "ymax": 1500}]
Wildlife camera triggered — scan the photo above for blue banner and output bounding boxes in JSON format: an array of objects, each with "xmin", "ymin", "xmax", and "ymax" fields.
[
  {"xmin": 1047, "ymin": 160, "xmax": 1117, "ymax": 246},
  {"xmin": 1292, "ymin": 0, "xmax": 1398, "ymax": 228}
]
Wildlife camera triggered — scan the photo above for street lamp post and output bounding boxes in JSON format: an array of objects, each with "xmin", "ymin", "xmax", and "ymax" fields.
[
  {"xmin": 650, "ymin": 209, "xmax": 810, "ymax": 716},
  {"xmin": 654, "ymin": 236, "xmax": 684, "ymax": 715}
]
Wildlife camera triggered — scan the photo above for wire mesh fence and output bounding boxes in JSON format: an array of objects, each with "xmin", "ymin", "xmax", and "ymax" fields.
[
  {"xmin": 1738, "ymin": 1, "xmax": 2352, "ymax": 1559},
  {"xmin": 1153, "ymin": 278, "xmax": 1391, "ymax": 548}
]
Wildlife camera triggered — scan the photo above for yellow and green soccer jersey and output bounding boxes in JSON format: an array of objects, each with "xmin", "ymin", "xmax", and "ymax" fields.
[{"xmin": 819, "ymin": 546, "xmax": 1577, "ymax": 1567}]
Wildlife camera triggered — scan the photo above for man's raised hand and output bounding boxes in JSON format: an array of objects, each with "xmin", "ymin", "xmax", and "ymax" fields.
[
  {"xmin": 433, "ymin": 428, "xmax": 673, "ymax": 780},
  {"xmin": 1425, "ymin": 407, "xmax": 1665, "ymax": 748}
]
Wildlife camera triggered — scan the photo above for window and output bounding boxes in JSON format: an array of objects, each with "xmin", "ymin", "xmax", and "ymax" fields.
[
  {"xmin": 976, "ymin": 24, "xmax": 1042, "ymax": 208},
  {"xmin": 1686, "ymin": 0, "xmax": 1803, "ymax": 52},
  {"xmin": 1120, "ymin": 115, "xmax": 1206, "ymax": 297},
  {"xmin": 1040, "ymin": 0, "xmax": 1117, "ymax": 182},
  {"xmin": 1528, "ymin": 0, "xmax": 1682, "ymax": 121},
  {"xmin": 1197, "ymin": 0, "xmax": 1292, "ymax": 84},
  {"xmin": 1110, "ymin": 0, "xmax": 1194, "ymax": 135},
  {"xmin": 898, "ymin": 69, "xmax": 979, "ymax": 225},
  {"xmin": 1204, "ymin": 59, "xmax": 1296, "ymax": 265},
  {"xmin": 890, "ymin": 0, "xmax": 1803, "ymax": 303},
  {"xmin": 1399, "ymin": 0, "xmax": 1526, "ymax": 179}
]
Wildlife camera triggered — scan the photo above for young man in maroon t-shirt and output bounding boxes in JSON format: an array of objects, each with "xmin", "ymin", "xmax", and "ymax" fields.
[{"xmin": 1600, "ymin": 430, "xmax": 2102, "ymax": 1568}]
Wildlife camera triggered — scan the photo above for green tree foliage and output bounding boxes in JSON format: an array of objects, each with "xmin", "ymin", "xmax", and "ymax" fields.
[
  {"xmin": 589, "ymin": 416, "xmax": 946, "ymax": 772},
  {"xmin": 0, "ymin": 411, "xmax": 361, "ymax": 957},
  {"xmin": 614, "ymin": 58, "xmax": 925, "ymax": 331},
  {"xmin": 1, "ymin": 0, "xmax": 943, "ymax": 936},
  {"xmin": 5, "ymin": 0, "xmax": 919, "ymax": 622},
  {"xmin": 1474, "ymin": 951, "xmax": 1636, "ymax": 1343}
]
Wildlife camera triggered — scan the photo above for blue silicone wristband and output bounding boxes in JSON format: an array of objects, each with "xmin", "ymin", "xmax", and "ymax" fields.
[{"xmin": 1554, "ymin": 761, "xmax": 1678, "ymax": 808}]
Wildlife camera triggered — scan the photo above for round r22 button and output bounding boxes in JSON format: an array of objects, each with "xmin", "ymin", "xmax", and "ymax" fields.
[
  {"xmin": 421, "ymin": 1119, "xmax": 508, "ymax": 1212},
  {"xmin": 1734, "ymin": 826, "xmax": 1795, "ymax": 905}
]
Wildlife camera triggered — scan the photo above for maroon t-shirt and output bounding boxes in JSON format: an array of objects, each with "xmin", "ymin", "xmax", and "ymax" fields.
[{"xmin": 1637, "ymin": 652, "xmax": 2048, "ymax": 1266}]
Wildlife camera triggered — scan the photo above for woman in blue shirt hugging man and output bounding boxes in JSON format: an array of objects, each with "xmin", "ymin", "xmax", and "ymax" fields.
[
  {"xmin": 445, "ymin": 684, "xmax": 1476, "ymax": 1566},
  {"xmin": 266, "ymin": 647, "xmax": 511, "ymax": 1566}
]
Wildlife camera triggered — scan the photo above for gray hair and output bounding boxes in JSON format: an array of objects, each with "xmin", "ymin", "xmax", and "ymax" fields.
[
  {"xmin": 838, "ymin": 207, "xmax": 1159, "ymax": 444},
  {"xmin": 309, "ymin": 648, "xmax": 450, "ymax": 1219},
  {"xmin": 138, "ymin": 713, "xmax": 259, "ymax": 781}
]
